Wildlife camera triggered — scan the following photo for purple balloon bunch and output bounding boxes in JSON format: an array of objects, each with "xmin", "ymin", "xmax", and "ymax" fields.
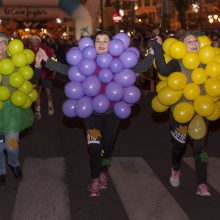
[{"xmin": 63, "ymin": 33, "xmax": 141, "ymax": 119}]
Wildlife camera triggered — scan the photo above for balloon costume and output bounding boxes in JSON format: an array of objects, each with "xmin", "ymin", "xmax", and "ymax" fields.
[
  {"xmin": 150, "ymin": 33, "xmax": 217, "ymax": 196},
  {"xmin": 0, "ymin": 39, "xmax": 38, "ymax": 132},
  {"xmin": 62, "ymin": 33, "xmax": 141, "ymax": 119}
]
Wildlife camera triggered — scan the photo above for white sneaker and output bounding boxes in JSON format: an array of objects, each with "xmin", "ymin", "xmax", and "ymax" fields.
[
  {"xmin": 196, "ymin": 184, "xmax": 211, "ymax": 197},
  {"xmin": 170, "ymin": 168, "xmax": 181, "ymax": 187}
]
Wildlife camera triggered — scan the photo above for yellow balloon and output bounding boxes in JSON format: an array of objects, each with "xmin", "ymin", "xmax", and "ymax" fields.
[
  {"xmin": 173, "ymin": 102, "xmax": 194, "ymax": 123},
  {"xmin": 205, "ymin": 61, "xmax": 220, "ymax": 77},
  {"xmin": 204, "ymin": 77, "xmax": 220, "ymax": 97},
  {"xmin": 199, "ymin": 46, "xmax": 216, "ymax": 64},
  {"xmin": 182, "ymin": 52, "xmax": 200, "ymax": 70},
  {"xmin": 156, "ymin": 80, "xmax": 167, "ymax": 93},
  {"xmin": 151, "ymin": 96, "xmax": 169, "ymax": 112},
  {"xmin": 162, "ymin": 38, "xmax": 178, "ymax": 55},
  {"xmin": 183, "ymin": 83, "xmax": 200, "ymax": 100},
  {"xmin": 198, "ymin": 36, "xmax": 212, "ymax": 48},
  {"xmin": 206, "ymin": 95, "xmax": 220, "ymax": 102},
  {"xmin": 157, "ymin": 72, "xmax": 167, "ymax": 81},
  {"xmin": 216, "ymin": 100, "xmax": 220, "ymax": 109},
  {"xmin": 188, "ymin": 115, "xmax": 207, "ymax": 139},
  {"xmin": 194, "ymin": 95, "xmax": 215, "ymax": 117},
  {"xmin": 169, "ymin": 41, "xmax": 187, "ymax": 59},
  {"xmin": 214, "ymin": 47, "xmax": 220, "ymax": 55},
  {"xmin": 168, "ymin": 72, "xmax": 187, "ymax": 91},
  {"xmin": 214, "ymin": 54, "xmax": 220, "ymax": 64},
  {"xmin": 191, "ymin": 68, "xmax": 207, "ymax": 84},
  {"xmin": 206, "ymin": 104, "xmax": 220, "ymax": 121},
  {"xmin": 158, "ymin": 87, "xmax": 182, "ymax": 106},
  {"xmin": 0, "ymin": 86, "xmax": 10, "ymax": 101}
]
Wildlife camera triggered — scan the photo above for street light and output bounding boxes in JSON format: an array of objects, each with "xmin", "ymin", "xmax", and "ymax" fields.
[{"xmin": 208, "ymin": 14, "xmax": 220, "ymax": 23}]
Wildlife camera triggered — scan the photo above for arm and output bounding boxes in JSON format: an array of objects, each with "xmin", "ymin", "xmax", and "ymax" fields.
[
  {"xmin": 149, "ymin": 37, "xmax": 181, "ymax": 76},
  {"xmin": 36, "ymin": 48, "xmax": 70, "ymax": 76},
  {"xmin": 132, "ymin": 54, "xmax": 154, "ymax": 73}
]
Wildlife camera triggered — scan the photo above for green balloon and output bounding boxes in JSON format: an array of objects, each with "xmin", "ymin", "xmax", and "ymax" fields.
[
  {"xmin": 18, "ymin": 65, "xmax": 34, "ymax": 80},
  {"xmin": 0, "ymin": 86, "xmax": 11, "ymax": 101},
  {"xmin": 23, "ymin": 49, "xmax": 35, "ymax": 64},
  {"xmin": 0, "ymin": 58, "xmax": 15, "ymax": 75},
  {"xmin": 18, "ymin": 80, "xmax": 33, "ymax": 95},
  {"xmin": 8, "ymin": 39, "xmax": 24, "ymax": 56},
  {"xmin": 10, "ymin": 90, "xmax": 27, "ymax": 106},
  {"xmin": 12, "ymin": 52, "xmax": 28, "ymax": 67},
  {"xmin": 9, "ymin": 72, "xmax": 25, "ymax": 88}
]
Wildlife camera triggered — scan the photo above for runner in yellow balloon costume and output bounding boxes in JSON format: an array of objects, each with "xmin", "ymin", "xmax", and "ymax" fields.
[{"xmin": 150, "ymin": 32, "xmax": 218, "ymax": 197}]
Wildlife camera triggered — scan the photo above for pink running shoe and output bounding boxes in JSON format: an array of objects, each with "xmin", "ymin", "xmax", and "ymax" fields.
[
  {"xmin": 170, "ymin": 168, "xmax": 181, "ymax": 187},
  {"xmin": 88, "ymin": 178, "xmax": 101, "ymax": 197},
  {"xmin": 196, "ymin": 184, "xmax": 211, "ymax": 197},
  {"xmin": 99, "ymin": 172, "xmax": 108, "ymax": 190}
]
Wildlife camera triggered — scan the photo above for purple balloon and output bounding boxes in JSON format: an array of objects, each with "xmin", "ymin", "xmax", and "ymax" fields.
[
  {"xmin": 78, "ymin": 58, "xmax": 96, "ymax": 76},
  {"xmin": 98, "ymin": 68, "xmax": 113, "ymax": 83},
  {"xmin": 114, "ymin": 69, "xmax": 136, "ymax": 87},
  {"xmin": 108, "ymin": 39, "xmax": 125, "ymax": 56},
  {"xmin": 62, "ymin": 99, "xmax": 77, "ymax": 118},
  {"xmin": 83, "ymin": 75, "xmax": 101, "ymax": 97},
  {"xmin": 82, "ymin": 46, "xmax": 97, "ymax": 59},
  {"xmin": 92, "ymin": 94, "xmax": 110, "ymax": 113},
  {"xmin": 78, "ymin": 37, "xmax": 94, "ymax": 50},
  {"xmin": 114, "ymin": 33, "xmax": 130, "ymax": 49},
  {"xmin": 109, "ymin": 58, "xmax": 124, "ymax": 74},
  {"xmin": 76, "ymin": 96, "xmax": 93, "ymax": 118},
  {"xmin": 96, "ymin": 53, "xmax": 112, "ymax": 68},
  {"xmin": 105, "ymin": 82, "xmax": 123, "ymax": 102},
  {"xmin": 123, "ymin": 86, "xmax": 141, "ymax": 104},
  {"xmin": 66, "ymin": 48, "xmax": 83, "ymax": 66},
  {"xmin": 114, "ymin": 101, "xmax": 131, "ymax": 119},
  {"xmin": 127, "ymin": 47, "xmax": 140, "ymax": 59},
  {"xmin": 119, "ymin": 50, "xmax": 138, "ymax": 68},
  {"xmin": 68, "ymin": 66, "xmax": 86, "ymax": 82},
  {"xmin": 64, "ymin": 81, "xmax": 84, "ymax": 100}
]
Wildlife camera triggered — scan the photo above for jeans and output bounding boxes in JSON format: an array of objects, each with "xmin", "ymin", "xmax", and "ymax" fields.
[{"xmin": 0, "ymin": 132, "xmax": 19, "ymax": 175}]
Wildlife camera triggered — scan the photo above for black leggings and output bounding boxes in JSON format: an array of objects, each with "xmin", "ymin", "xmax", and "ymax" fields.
[
  {"xmin": 84, "ymin": 112, "xmax": 120, "ymax": 179},
  {"xmin": 170, "ymin": 114, "xmax": 208, "ymax": 185}
]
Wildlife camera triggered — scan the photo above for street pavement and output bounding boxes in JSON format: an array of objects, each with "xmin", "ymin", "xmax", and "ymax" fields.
[{"xmin": 0, "ymin": 78, "xmax": 220, "ymax": 220}]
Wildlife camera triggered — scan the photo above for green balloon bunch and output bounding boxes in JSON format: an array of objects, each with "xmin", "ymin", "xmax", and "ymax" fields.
[{"xmin": 0, "ymin": 39, "xmax": 38, "ymax": 110}]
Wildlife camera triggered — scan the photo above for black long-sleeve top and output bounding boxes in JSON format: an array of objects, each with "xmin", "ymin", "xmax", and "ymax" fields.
[{"xmin": 149, "ymin": 39, "xmax": 181, "ymax": 76}]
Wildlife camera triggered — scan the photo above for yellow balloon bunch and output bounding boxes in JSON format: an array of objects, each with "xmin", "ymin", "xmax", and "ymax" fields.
[
  {"xmin": 0, "ymin": 39, "xmax": 38, "ymax": 110},
  {"xmin": 151, "ymin": 36, "xmax": 220, "ymax": 138}
]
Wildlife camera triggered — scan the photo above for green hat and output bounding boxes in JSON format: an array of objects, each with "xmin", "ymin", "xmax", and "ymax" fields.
[{"xmin": 0, "ymin": 33, "xmax": 10, "ymax": 41}]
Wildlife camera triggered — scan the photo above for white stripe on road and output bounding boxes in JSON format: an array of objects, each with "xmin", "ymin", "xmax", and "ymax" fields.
[
  {"xmin": 12, "ymin": 158, "xmax": 71, "ymax": 220},
  {"xmin": 184, "ymin": 157, "xmax": 220, "ymax": 193},
  {"xmin": 109, "ymin": 157, "xmax": 189, "ymax": 220}
]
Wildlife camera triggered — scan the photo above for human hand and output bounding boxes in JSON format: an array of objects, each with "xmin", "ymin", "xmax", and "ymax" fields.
[
  {"xmin": 35, "ymin": 49, "xmax": 43, "ymax": 68},
  {"xmin": 39, "ymin": 48, "xmax": 49, "ymax": 62}
]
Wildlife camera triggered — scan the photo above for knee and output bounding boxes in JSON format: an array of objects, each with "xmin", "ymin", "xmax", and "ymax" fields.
[
  {"xmin": 6, "ymin": 138, "xmax": 19, "ymax": 151},
  {"xmin": 87, "ymin": 128, "xmax": 102, "ymax": 146}
]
